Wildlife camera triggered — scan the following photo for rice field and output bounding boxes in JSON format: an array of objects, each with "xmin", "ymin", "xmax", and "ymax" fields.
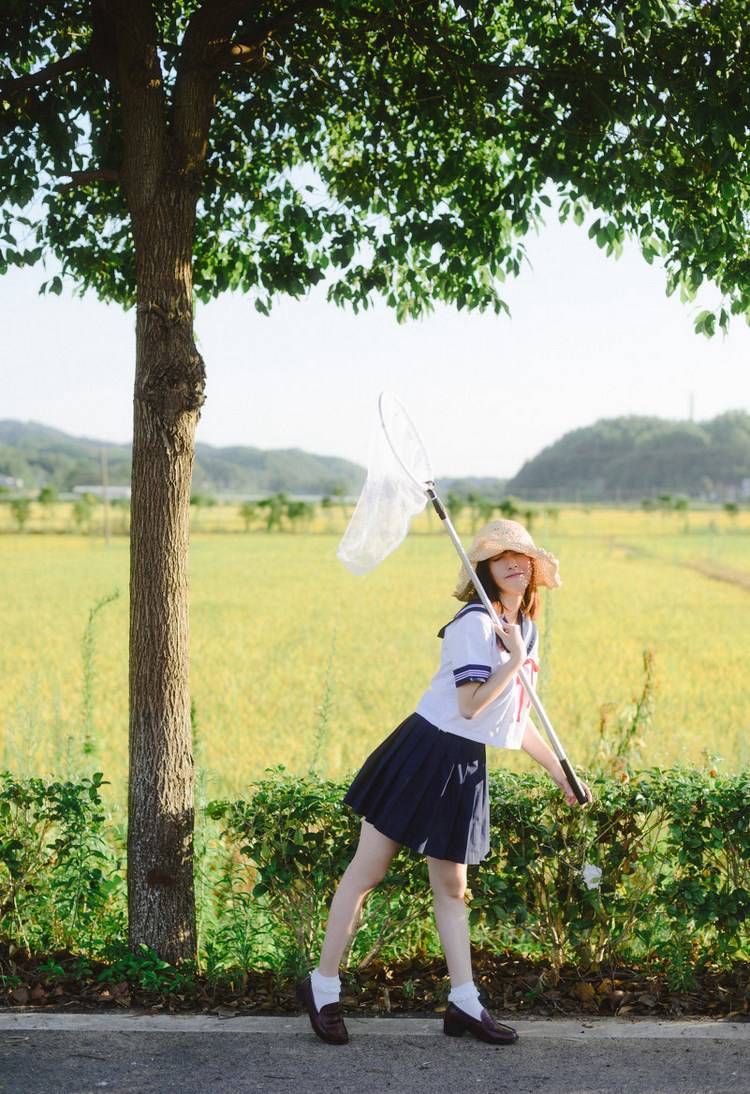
[{"xmin": 1, "ymin": 506, "xmax": 749, "ymax": 808}]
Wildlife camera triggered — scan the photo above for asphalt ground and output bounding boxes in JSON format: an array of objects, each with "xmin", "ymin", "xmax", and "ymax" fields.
[{"xmin": 1, "ymin": 1013, "xmax": 749, "ymax": 1094}]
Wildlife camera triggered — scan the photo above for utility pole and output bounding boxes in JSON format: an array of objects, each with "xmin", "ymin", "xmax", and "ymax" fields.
[{"xmin": 100, "ymin": 448, "xmax": 110, "ymax": 546}]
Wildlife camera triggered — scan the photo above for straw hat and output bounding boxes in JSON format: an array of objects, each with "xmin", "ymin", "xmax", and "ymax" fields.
[{"xmin": 453, "ymin": 519, "xmax": 561, "ymax": 601}]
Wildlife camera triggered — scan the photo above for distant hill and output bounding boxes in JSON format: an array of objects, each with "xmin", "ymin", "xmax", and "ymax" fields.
[
  {"xmin": 507, "ymin": 411, "xmax": 750, "ymax": 501},
  {"xmin": 0, "ymin": 420, "xmax": 366, "ymax": 496},
  {"xmin": 5, "ymin": 412, "xmax": 749, "ymax": 503}
]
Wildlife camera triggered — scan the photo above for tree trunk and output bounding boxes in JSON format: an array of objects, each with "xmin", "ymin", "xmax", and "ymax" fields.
[{"xmin": 127, "ymin": 189, "xmax": 205, "ymax": 964}]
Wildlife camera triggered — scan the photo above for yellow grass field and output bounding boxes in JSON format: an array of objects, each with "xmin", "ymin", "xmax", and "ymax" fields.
[{"xmin": 1, "ymin": 506, "xmax": 749, "ymax": 809}]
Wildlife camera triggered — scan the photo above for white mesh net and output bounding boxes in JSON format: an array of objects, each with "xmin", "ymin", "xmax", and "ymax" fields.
[{"xmin": 336, "ymin": 393, "xmax": 432, "ymax": 574}]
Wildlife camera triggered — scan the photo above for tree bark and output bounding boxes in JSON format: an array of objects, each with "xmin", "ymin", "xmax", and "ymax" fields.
[
  {"xmin": 127, "ymin": 189, "xmax": 205, "ymax": 964},
  {"xmin": 113, "ymin": 0, "xmax": 246, "ymax": 964}
]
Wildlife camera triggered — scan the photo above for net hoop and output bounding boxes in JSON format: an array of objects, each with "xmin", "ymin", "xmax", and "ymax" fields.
[{"xmin": 377, "ymin": 391, "xmax": 433, "ymax": 490}]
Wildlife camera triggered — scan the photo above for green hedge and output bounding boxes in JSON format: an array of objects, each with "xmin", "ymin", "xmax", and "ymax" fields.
[
  {"xmin": 2, "ymin": 766, "xmax": 749, "ymax": 989},
  {"xmin": 207, "ymin": 765, "xmax": 750, "ymax": 986}
]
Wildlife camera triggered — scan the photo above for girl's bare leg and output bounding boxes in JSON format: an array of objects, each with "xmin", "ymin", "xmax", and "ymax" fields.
[
  {"xmin": 427, "ymin": 855, "xmax": 473, "ymax": 987},
  {"xmin": 317, "ymin": 818, "xmax": 400, "ymax": 976}
]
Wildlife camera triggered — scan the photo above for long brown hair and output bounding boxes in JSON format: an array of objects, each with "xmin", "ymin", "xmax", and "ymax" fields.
[{"xmin": 471, "ymin": 556, "xmax": 540, "ymax": 621}]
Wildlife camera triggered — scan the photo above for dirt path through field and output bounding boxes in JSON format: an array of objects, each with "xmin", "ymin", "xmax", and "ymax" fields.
[{"xmin": 613, "ymin": 540, "xmax": 750, "ymax": 593}]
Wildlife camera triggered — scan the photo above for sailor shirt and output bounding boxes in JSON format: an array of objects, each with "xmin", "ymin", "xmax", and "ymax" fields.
[{"xmin": 415, "ymin": 603, "xmax": 539, "ymax": 750}]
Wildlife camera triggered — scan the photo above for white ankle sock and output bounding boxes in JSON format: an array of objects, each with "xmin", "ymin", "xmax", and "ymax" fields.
[
  {"xmin": 310, "ymin": 967, "xmax": 341, "ymax": 1011},
  {"xmin": 448, "ymin": 979, "xmax": 484, "ymax": 1021}
]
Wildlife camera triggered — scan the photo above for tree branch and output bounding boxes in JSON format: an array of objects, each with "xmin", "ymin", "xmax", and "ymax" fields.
[
  {"xmin": 56, "ymin": 169, "xmax": 120, "ymax": 193},
  {"xmin": 0, "ymin": 49, "xmax": 90, "ymax": 95},
  {"xmin": 216, "ymin": 0, "xmax": 331, "ymax": 68},
  {"xmin": 219, "ymin": 42, "xmax": 269, "ymax": 70},
  {"xmin": 192, "ymin": 0, "xmax": 326, "ymax": 49},
  {"xmin": 171, "ymin": 3, "xmax": 252, "ymax": 183},
  {"xmin": 166, "ymin": 0, "xmax": 330, "ymax": 185}
]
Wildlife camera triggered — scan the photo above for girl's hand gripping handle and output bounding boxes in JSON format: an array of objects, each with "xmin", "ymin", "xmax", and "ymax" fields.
[{"xmin": 492, "ymin": 616, "xmax": 525, "ymax": 665}]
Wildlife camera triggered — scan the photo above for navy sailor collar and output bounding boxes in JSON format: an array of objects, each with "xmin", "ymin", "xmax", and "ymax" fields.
[{"xmin": 437, "ymin": 602, "xmax": 530, "ymax": 641}]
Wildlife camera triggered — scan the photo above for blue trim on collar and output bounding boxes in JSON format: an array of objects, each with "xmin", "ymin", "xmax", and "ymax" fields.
[
  {"xmin": 437, "ymin": 604, "xmax": 535, "ymax": 655},
  {"xmin": 437, "ymin": 603, "xmax": 489, "ymax": 638}
]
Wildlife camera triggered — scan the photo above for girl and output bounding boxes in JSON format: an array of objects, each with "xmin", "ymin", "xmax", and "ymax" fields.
[{"xmin": 296, "ymin": 519, "xmax": 593, "ymax": 1045}]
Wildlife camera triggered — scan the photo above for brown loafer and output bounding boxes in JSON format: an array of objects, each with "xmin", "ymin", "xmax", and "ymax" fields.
[
  {"xmin": 295, "ymin": 974, "xmax": 349, "ymax": 1045},
  {"xmin": 443, "ymin": 1001, "xmax": 519, "ymax": 1044}
]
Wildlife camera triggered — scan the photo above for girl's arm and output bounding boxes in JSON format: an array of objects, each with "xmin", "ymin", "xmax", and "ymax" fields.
[
  {"xmin": 457, "ymin": 653, "xmax": 522, "ymax": 719},
  {"xmin": 522, "ymin": 719, "xmax": 594, "ymax": 805},
  {"xmin": 456, "ymin": 619, "xmax": 526, "ymax": 720}
]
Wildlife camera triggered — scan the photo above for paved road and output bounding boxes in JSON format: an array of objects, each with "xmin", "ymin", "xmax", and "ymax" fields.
[{"xmin": 1, "ymin": 1013, "xmax": 748, "ymax": 1094}]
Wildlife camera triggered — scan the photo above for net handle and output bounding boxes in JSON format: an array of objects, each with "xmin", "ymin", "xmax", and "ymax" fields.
[{"xmin": 425, "ymin": 485, "xmax": 588, "ymax": 807}]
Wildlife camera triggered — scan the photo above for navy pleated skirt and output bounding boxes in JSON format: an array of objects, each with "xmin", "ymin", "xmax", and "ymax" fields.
[{"xmin": 342, "ymin": 712, "xmax": 490, "ymax": 865}]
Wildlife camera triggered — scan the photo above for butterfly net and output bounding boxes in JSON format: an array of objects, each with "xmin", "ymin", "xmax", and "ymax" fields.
[{"xmin": 336, "ymin": 393, "xmax": 433, "ymax": 574}]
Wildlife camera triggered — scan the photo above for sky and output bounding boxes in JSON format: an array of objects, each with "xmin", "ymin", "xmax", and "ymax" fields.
[{"xmin": 2, "ymin": 212, "xmax": 749, "ymax": 480}]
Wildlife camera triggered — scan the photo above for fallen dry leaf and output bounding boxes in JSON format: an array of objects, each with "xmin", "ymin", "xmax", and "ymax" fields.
[{"xmin": 573, "ymin": 982, "xmax": 597, "ymax": 1003}]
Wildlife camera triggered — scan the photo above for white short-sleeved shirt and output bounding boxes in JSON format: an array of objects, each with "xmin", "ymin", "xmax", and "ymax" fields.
[{"xmin": 415, "ymin": 603, "xmax": 540, "ymax": 749}]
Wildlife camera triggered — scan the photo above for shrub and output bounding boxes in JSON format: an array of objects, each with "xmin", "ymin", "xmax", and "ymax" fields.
[
  {"xmin": 206, "ymin": 767, "xmax": 434, "ymax": 978},
  {"xmin": 0, "ymin": 771, "xmax": 124, "ymax": 955},
  {"xmin": 208, "ymin": 765, "xmax": 750, "ymax": 983},
  {"xmin": 2, "ymin": 766, "xmax": 748, "ymax": 988}
]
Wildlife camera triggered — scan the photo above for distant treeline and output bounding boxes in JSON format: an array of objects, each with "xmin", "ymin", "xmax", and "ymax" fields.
[
  {"xmin": 508, "ymin": 410, "xmax": 750, "ymax": 502},
  {"xmin": 3, "ymin": 489, "xmax": 745, "ymax": 537},
  {"xmin": 3, "ymin": 412, "xmax": 750, "ymax": 504},
  {"xmin": 0, "ymin": 489, "xmax": 546, "ymax": 534},
  {"xmin": 0, "ymin": 420, "xmax": 364, "ymax": 496}
]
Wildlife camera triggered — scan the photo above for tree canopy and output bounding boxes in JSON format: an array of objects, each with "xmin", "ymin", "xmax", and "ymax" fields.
[{"xmin": 3, "ymin": 0, "xmax": 750, "ymax": 331}]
